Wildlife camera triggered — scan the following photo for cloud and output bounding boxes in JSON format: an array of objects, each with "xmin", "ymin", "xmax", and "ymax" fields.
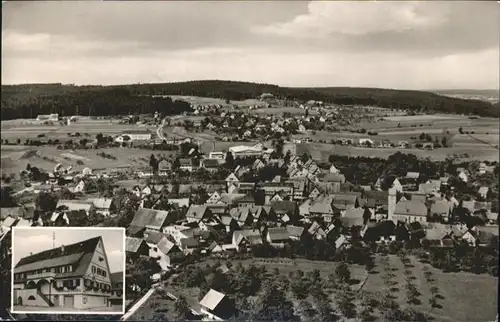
[
  {"xmin": 106, "ymin": 250, "xmax": 125, "ymax": 273},
  {"xmin": 254, "ymin": 1, "xmax": 449, "ymax": 37}
]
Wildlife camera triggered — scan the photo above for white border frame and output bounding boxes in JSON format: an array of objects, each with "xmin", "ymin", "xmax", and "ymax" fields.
[{"xmin": 11, "ymin": 226, "xmax": 126, "ymax": 315}]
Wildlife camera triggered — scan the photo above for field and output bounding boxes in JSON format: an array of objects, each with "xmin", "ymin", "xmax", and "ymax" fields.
[
  {"xmin": 362, "ymin": 254, "xmax": 498, "ymax": 322},
  {"xmin": 1, "ymin": 117, "xmax": 157, "ymax": 141},
  {"xmin": 0, "ymin": 145, "xmax": 163, "ymax": 175}
]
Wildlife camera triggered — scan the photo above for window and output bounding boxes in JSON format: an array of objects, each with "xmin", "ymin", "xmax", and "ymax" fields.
[
  {"xmin": 97, "ymin": 268, "xmax": 101, "ymax": 275},
  {"xmin": 28, "ymin": 295, "xmax": 36, "ymax": 300},
  {"xmin": 103, "ymin": 271, "xmax": 107, "ymax": 278},
  {"xmin": 83, "ymin": 296, "xmax": 87, "ymax": 304},
  {"xmin": 45, "ymin": 268, "xmax": 50, "ymax": 273},
  {"xmin": 92, "ymin": 266, "xmax": 96, "ymax": 274},
  {"xmin": 75, "ymin": 279, "xmax": 80, "ymax": 286}
]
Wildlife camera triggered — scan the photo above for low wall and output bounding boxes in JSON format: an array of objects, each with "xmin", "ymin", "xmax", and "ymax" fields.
[{"xmin": 15, "ymin": 289, "xmax": 50, "ymax": 307}]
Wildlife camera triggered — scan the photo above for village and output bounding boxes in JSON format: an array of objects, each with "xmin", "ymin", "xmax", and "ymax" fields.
[{"xmin": 1, "ymin": 113, "xmax": 498, "ymax": 320}]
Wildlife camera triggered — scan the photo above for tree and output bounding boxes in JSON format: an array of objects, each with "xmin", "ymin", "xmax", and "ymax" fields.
[
  {"xmin": 252, "ymin": 283, "xmax": 296, "ymax": 321},
  {"xmin": 0, "ymin": 186, "xmax": 18, "ymax": 207},
  {"xmin": 36, "ymin": 192, "xmax": 58, "ymax": 213},
  {"xmin": 149, "ymin": 154, "xmax": 159, "ymax": 173},
  {"xmin": 335, "ymin": 262, "xmax": 351, "ymax": 284},
  {"xmin": 419, "ymin": 132, "xmax": 426, "ymax": 141},
  {"xmin": 225, "ymin": 151, "xmax": 235, "ymax": 169},
  {"xmin": 441, "ymin": 136, "xmax": 448, "ymax": 147}
]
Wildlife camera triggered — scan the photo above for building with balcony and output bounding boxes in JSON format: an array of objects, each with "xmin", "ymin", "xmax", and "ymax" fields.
[{"xmin": 13, "ymin": 236, "xmax": 121, "ymax": 311}]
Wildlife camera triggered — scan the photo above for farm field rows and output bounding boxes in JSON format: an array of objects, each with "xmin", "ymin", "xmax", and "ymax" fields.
[{"xmin": 362, "ymin": 254, "xmax": 498, "ymax": 322}]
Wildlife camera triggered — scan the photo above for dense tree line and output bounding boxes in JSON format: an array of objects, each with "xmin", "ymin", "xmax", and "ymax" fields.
[
  {"xmin": 1, "ymin": 86, "xmax": 192, "ymax": 120},
  {"xmin": 2, "ymin": 81, "xmax": 498, "ymax": 118}
]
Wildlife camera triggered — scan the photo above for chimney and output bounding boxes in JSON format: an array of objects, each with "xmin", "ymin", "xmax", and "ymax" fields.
[{"xmin": 61, "ymin": 245, "xmax": 65, "ymax": 254}]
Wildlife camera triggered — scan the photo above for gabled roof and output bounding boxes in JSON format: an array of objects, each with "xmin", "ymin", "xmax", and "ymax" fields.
[
  {"xmin": 310, "ymin": 200, "xmax": 336, "ymax": 215},
  {"xmin": 14, "ymin": 236, "xmax": 100, "ymax": 275},
  {"xmin": 425, "ymin": 223, "xmax": 452, "ymax": 241},
  {"xmin": 430, "ymin": 199, "xmax": 452, "ymax": 215},
  {"xmin": 126, "ymin": 237, "xmax": 147, "ymax": 253},
  {"xmin": 394, "ymin": 200, "xmax": 427, "ymax": 216},
  {"xmin": 180, "ymin": 237, "xmax": 199, "ymax": 248},
  {"xmin": 87, "ymin": 198, "xmax": 113, "ymax": 209},
  {"xmin": 110, "ymin": 271, "xmax": 124, "ymax": 284},
  {"xmin": 200, "ymin": 289, "xmax": 226, "ymax": 311},
  {"xmin": 219, "ymin": 193, "xmax": 245, "ymax": 205},
  {"xmin": 319, "ymin": 173, "xmax": 346, "ymax": 183},
  {"xmin": 56, "ymin": 199, "xmax": 93, "ymax": 212},
  {"xmin": 405, "ymin": 172, "xmax": 420, "ymax": 179},
  {"xmin": 237, "ymin": 194, "xmax": 255, "ymax": 204},
  {"xmin": 233, "ymin": 229, "xmax": 263, "ymax": 245},
  {"xmin": 286, "ymin": 225, "xmax": 305, "ymax": 238},
  {"xmin": 267, "ymin": 227, "xmax": 290, "ymax": 242},
  {"xmin": 1, "ymin": 207, "xmax": 25, "ymax": 220},
  {"xmin": 186, "ymin": 205, "xmax": 209, "ymax": 220},
  {"xmin": 271, "ymin": 200, "xmax": 297, "ymax": 214},
  {"xmin": 130, "ymin": 208, "xmax": 170, "ymax": 230}
]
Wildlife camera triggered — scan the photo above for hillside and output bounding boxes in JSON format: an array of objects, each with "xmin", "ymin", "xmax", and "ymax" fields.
[{"xmin": 1, "ymin": 80, "xmax": 498, "ymax": 119}]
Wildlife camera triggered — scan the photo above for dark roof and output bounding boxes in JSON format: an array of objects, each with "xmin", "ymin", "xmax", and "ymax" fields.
[
  {"xmin": 203, "ymin": 159, "xmax": 220, "ymax": 168},
  {"xmin": 271, "ymin": 200, "xmax": 297, "ymax": 214},
  {"xmin": 15, "ymin": 236, "xmax": 100, "ymax": 268},
  {"xmin": 267, "ymin": 227, "xmax": 290, "ymax": 242},
  {"xmin": 14, "ymin": 237, "xmax": 100, "ymax": 279},
  {"xmin": 237, "ymin": 194, "xmax": 255, "ymax": 203},
  {"xmin": 129, "ymin": 208, "xmax": 170, "ymax": 230}
]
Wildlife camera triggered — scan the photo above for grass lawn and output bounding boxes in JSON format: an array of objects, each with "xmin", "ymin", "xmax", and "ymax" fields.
[
  {"xmin": 362, "ymin": 254, "xmax": 498, "ymax": 322},
  {"xmin": 128, "ymin": 289, "xmax": 178, "ymax": 321}
]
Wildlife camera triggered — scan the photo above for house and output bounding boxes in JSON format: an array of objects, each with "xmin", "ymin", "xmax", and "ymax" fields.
[
  {"xmin": 307, "ymin": 221, "xmax": 327, "ymax": 240},
  {"xmin": 185, "ymin": 205, "xmax": 212, "ymax": 223},
  {"xmin": 478, "ymin": 186, "xmax": 489, "ymax": 199},
  {"xmin": 199, "ymin": 289, "xmax": 235, "ymax": 320},
  {"xmin": 309, "ymin": 197, "xmax": 338, "ymax": 223},
  {"xmin": 179, "ymin": 158, "xmax": 194, "ymax": 172},
  {"xmin": 179, "ymin": 237, "xmax": 200, "ymax": 254},
  {"xmin": 236, "ymin": 194, "xmax": 256, "ymax": 208},
  {"xmin": 225, "ymin": 173, "xmax": 239, "ymax": 188},
  {"xmin": 286, "ymin": 225, "xmax": 305, "ymax": 241},
  {"xmin": 37, "ymin": 113, "xmax": 59, "ymax": 122},
  {"xmin": 232, "ymin": 229, "xmax": 263, "ymax": 251},
  {"xmin": 51, "ymin": 210, "xmax": 88, "ymax": 226},
  {"xmin": 405, "ymin": 172, "xmax": 420, "ymax": 180},
  {"xmin": 13, "ymin": 236, "xmax": 114, "ymax": 310},
  {"xmin": 329, "ymin": 164, "xmax": 340, "ymax": 174},
  {"xmin": 217, "ymin": 215, "xmax": 239, "ymax": 234},
  {"xmin": 308, "ymin": 186, "xmax": 322, "ymax": 200},
  {"xmin": 252, "ymin": 159, "xmax": 265, "ymax": 171},
  {"xmin": 423, "ymin": 223, "xmax": 455, "ymax": 248},
  {"xmin": 117, "ymin": 130, "xmax": 152, "ymax": 141},
  {"xmin": 458, "ymin": 169, "xmax": 469, "ymax": 183},
  {"xmin": 86, "ymin": 198, "xmax": 114, "ymax": 217},
  {"xmin": 270, "ymin": 201, "xmax": 299, "ymax": 223},
  {"xmin": 166, "ymin": 198, "xmax": 190, "ymax": 209},
  {"xmin": 340, "ymin": 208, "xmax": 366, "ymax": 228},
  {"xmin": 359, "ymin": 138, "xmax": 374, "ymax": 146},
  {"xmin": 143, "ymin": 230, "xmax": 184, "ymax": 269},
  {"xmin": 157, "ymin": 159, "xmax": 172, "ymax": 175},
  {"xmin": 128, "ymin": 208, "xmax": 172, "ymax": 236},
  {"xmin": 265, "ymin": 227, "xmax": 291, "ymax": 246},
  {"xmin": 55, "ymin": 200, "xmax": 94, "ymax": 216},
  {"xmin": 229, "ymin": 207, "xmax": 254, "ymax": 227},
  {"xmin": 318, "ymin": 173, "xmax": 346, "ymax": 184},
  {"xmin": 69, "ymin": 180, "xmax": 86, "ymax": 193},
  {"xmin": 270, "ymin": 192, "xmax": 284, "ymax": 203},
  {"xmin": 392, "ymin": 200, "xmax": 428, "ymax": 224},
  {"xmin": 201, "ymin": 159, "xmax": 220, "ymax": 173},
  {"xmin": 429, "ymin": 198, "xmax": 453, "ymax": 221},
  {"xmin": 125, "ymin": 237, "xmax": 149, "ymax": 260},
  {"xmin": 206, "ymin": 191, "xmax": 223, "ymax": 204},
  {"xmin": 332, "ymin": 193, "xmax": 359, "ymax": 211}
]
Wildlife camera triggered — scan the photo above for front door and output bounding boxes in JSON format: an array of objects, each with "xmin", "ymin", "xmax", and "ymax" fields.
[
  {"xmin": 63, "ymin": 295, "xmax": 74, "ymax": 308},
  {"xmin": 53, "ymin": 295, "xmax": 59, "ymax": 306}
]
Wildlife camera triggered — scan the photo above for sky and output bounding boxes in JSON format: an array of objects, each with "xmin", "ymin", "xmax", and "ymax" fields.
[
  {"xmin": 12, "ymin": 227, "xmax": 125, "ymax": 273},
  {"xmin": 2, "ymin": 1, "xmax": 499, "ymax": 89}
]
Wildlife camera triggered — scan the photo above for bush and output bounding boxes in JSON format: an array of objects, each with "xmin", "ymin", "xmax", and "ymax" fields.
[{"xmin": 76, "ymin": 160, "xmax": 84, "ymax": 165}]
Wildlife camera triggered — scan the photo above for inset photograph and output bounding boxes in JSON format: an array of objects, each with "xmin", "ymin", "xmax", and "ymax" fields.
[{"xmin": 11, "ymin": 227, "xmax": 125, "ymax": 315}]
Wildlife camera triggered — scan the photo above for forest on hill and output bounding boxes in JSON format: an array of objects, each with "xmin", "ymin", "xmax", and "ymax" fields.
[{"xmin": 1, "ymin": 80, "xmax": 498, "ymax": 120}]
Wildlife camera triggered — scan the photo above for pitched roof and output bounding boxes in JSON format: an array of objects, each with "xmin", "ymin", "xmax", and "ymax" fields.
[
  {"xmin": 200, "ymin": 289, "xmax": 226, "ymax": 311},
  {"xmin": 86, "ymin": 198, "xmax": 113, "ymax": 209},
  {"xmin": 286, "ymin": 225, "xmax": 305, "ymax": 238},
  {"xmin": 425, "ymin": 223, "xmax": 452, "ymax": 241},
  {"xmin": 180, "ymin": 237, "xmax": 199, "ymax": 248},
  {"xmin": 430, "ymin": 199, "xmax": 452, "ymax": 215},
  {"xmin": 219, "ymin": 193, "xmax": 246, "ymax": 205},
  {"xmin": 126, "ymin": 237, "xmax": 146, "ymax": 253},
  {"xmin": 237, "ymin": 194, "xmax": 255, "ymax": 204},
  {"xmin": 130, "ymin": 208, "xmax": 170, "ymax": 230},
  {"xmin": 56, "ymin": 199, "xmax": 93, "ymax": 212},
  {"xmin": 319, "ymin": 173, "xmax": 346, "ymax": 183},
  {"xmin": 267, "ymin": 227, "xmax": 290, "ymax": 242},
  {"xmin": 310, "ymin": 200, "xmax": 336, "ymax": 215},
  {"xmin": 1, "ymin": 207, "xmax": 25, "ymax": 220},
  {"xmin": 405, "ymin": 172, "xmax": 420, "ymax": 179},
  {"xmin": 271, "ymin": 200, "xmax": 297, "ymax": 214},
  {"xmin": 394, "ymin": 200, "xmax": 427, "ymax": 216},
  {"xmin": 14, "ymin": 236, "xmax": 100, "ymax": 275},
  {"xmin": 186, "ymin": 205, "xmax": 209, "ymax": 220}
]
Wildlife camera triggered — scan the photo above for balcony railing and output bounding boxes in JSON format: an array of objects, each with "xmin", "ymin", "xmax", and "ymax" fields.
[{"xmin": 25, "ymin": 272, "xmax": 56, "ymax": 280}]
